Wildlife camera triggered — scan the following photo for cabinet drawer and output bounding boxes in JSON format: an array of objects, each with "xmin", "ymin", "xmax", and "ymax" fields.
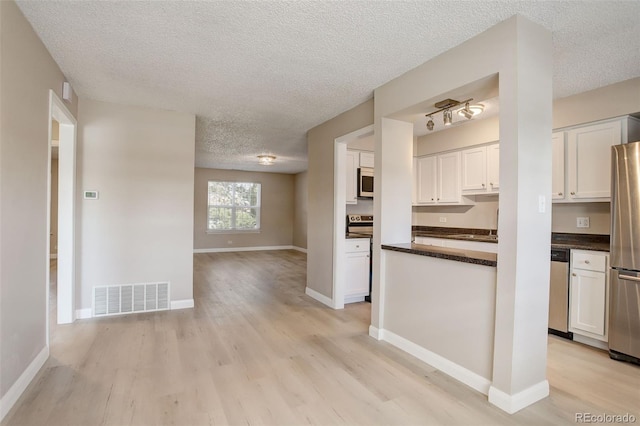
[
  {"xmin": 572, "ymin": 250, "xmax": 607, "ymax": 272},
  {"xmin": 345, "ymin": 239, "xmax": 369, "ymax": 253}
]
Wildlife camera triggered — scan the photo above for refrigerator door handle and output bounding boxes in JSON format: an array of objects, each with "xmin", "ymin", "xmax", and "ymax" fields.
[{"xmin": 618, "ymin": 272, "xmax": 640, "ymax": 282}]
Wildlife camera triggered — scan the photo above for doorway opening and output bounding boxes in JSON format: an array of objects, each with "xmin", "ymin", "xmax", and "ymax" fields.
[
  {"xmin": 46, "ymin": 90, "xmax": 77, "ymax": 341},
  {"xmin": 332, "ymin": 124, "xmax": 374, "ymax": 310}
]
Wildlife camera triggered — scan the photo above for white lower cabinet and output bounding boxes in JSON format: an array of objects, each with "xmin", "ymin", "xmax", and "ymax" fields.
[
  {"xmin": 344, "ymin": 238, "xmax": 370, "ymax": 303},
  {"xmin": 569, "ymin": 250, "xmax": 609, "ymax": 343}
]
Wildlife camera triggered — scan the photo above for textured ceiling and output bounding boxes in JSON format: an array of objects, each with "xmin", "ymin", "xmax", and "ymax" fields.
[{"xmin": 17, "ymin": 1, "xmax": 640, "ymax": 174}]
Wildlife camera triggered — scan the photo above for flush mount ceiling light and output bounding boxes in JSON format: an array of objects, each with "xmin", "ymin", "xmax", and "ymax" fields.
[
  {"xmin": 257, "ymin": 154, "xmax": 276, "ymax": 165},
  {"xmin": 424, "ymin": 97, "xmax": 481, "ymax": 131},
  {"xmin": 457, "ymin": 102, "xmax": 484, "ymax": 119}
]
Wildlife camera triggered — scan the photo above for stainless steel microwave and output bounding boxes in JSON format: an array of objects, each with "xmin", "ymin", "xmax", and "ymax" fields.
[{"xmin": 358, "ymin": 167, "xmax": 374, "ymax": 198}]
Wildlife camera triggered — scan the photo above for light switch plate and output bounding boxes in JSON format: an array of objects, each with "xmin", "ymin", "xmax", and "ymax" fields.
[{"xmin": 439, "ymin": 217, "xmax": 447, "ymax": 223}]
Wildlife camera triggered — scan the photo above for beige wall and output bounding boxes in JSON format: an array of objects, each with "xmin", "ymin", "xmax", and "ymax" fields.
[
  {"xmin": 552, "ymin": 202, "xmax": 610, "ymax": 234},
  {"xmin": 0, "ymin": 0, "xmax": 78, "ymax": 400},
  {"xmin": 307, "ymin": 98, "xmax": 374, "ymax": 298},
  {"xmin": 194, "ymin": 168, "xmax": 294, "ymax": 250},
  {"xmin": 413, "ymin": 197, "xmax": 499, "ymax": 230},
  {"xmin": 77, "ymin": 98, "xmax": 195, "ymax": 308},
  {"xmin": 293, "ymin": 171, "xmax": 307, "ymax": 249}
]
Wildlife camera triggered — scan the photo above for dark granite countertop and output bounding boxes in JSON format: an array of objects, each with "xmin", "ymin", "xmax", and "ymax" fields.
[
  {"xmin": 382, "ymin": 243, "xmax": 497, "ymax": 267},
  {"xmin": 412, "ymin": 226, "xmax": 610, "ymax": 252}
]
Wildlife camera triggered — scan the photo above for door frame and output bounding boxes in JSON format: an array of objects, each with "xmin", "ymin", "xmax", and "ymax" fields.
[
  {"xmin": 332, "ymin": 124, "xmax": 374, "ymax": 309},
  {"xmin": 46, "ymin": 90, "xmax": 77, "ymax": 333}
]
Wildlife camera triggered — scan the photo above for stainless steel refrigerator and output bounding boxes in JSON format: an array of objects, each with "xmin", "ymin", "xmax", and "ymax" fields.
[{"xmin": 609, "ymin": 141, "xmax": 640, "ymax": 364}]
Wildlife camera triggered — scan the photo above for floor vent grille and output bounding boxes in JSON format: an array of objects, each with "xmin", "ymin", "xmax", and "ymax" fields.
[{"xmin": 93, "ymin": 282, "xmax": 170, "ymax": 317}]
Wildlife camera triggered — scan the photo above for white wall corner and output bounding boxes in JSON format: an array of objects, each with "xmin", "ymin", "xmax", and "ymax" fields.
[
  {"xmin": 75, "ymin": 308, "xmax": 92, "ymax": 319},
  {"xmin": 368, "ymin": 325, "xmax": 384, "ymax": 340},
  {"xmin": 170, "ymin": 299, "xmax": 195, "ymax": 310},
  {"xmin": 304, "ymin": 287, "xmax": 335, "ymax": 308},
  {"xmin": 0, "ymin": 346, "xmax": 49, "ymax": 422},
  {"xmin": 488, "ymin": 380, "xmax": 549, "ymax": 414}
]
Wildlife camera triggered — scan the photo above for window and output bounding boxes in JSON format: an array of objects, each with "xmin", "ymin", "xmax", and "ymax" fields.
[{"xmin": 207, "ymin": 181, "xmax": 261, "ymax": 232}]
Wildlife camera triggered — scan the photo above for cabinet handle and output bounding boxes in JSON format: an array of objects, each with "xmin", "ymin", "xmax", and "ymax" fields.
[
  {"xmin": 355, "ymin": 245, "xmax": 360, "ymax": 248},
  {"xmin": 558, "ymin": 192, "xmax": 563, "ymax": 196},
  {"xmin": 570, "ymin": 191, "xmax": 575, "ymax": 195},
  {"xmin": 490, "ymin": 182, "xmax": 494, "ymax": 186},
  {"xmin": 572, "ymin": 273, "xmax": 577, "ymax": 276},
  {"xmin": 431, "ymin": 198, "xmax": 434, "ymax": 201},
  {"xmin": 482, "ymin": 183, "xmax": 485, "ymax": 187},
  {"xmin": 437, "ymin": 198, "xmax": 440, "ymax": 201},
  {"xmin": 584, "ymin": 260, "xmax": 590, "ymax": 264}
]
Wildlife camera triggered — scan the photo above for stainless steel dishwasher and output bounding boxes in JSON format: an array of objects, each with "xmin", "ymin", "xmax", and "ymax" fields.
[{"xmin": 549, "ymin": 248, "xmax": 572, "ymax": 339}]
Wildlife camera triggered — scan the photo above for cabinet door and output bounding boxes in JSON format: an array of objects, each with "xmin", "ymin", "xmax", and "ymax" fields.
[
  {"xmin": 570, "ymin": 269, "xmax": 607, "ymax": 337},
  {"xmin": 359, "ymin": 151, "xmax": 375, "ymax": 168},
  {"xmin": 344, "ymin": 251, "xmax": 369, "ymax": 298},
  {"xmin": 416, "ymin": 156, "xmax": 437, "ymax": 204},
  {"xmin": 346, "ymin": 151, "xmax": 358, "ymax": 204},
  {"xmin": 437, "ymin": 152, "xmax": 461, "ymax": 203},
  {"xmin": 552, "ymin": 132, "xmax": 565, "ymax": 200},
  {"xmin": 567, "ymin": 120, "xmax": 621, "ymax": 200},
  {"xmin": 486, "ymin": 143, "xmax": 500, "ymax": 192},
  {"xmin": 461, "ymin": 146, "xmax": 487, "ymax": 193}
]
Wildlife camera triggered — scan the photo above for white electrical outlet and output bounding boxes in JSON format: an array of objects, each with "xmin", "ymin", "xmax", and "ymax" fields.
[
  {"xmin": 577, "ymin": 217, "xmax": 590, "ymax": 228},
  {"xmin": 227, "ymin": 240, "xmax": 233, "ymax": 244},
  {"xmin": 439, "ymin": 217, "xmax": 447, "ymax": 223}
]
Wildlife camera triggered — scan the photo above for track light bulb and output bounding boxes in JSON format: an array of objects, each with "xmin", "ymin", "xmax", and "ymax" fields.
[{"xmin": 443, "ymin": 109, "xmax": 452, "ymax": 126}]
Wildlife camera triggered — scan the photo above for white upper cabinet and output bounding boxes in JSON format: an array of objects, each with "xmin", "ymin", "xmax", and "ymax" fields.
[
  {"xmin": 359, "ymin": 151, "xmax": 375, "ymax": 168},
  {"xmin": 553, "ymin": 116, "xmax": 640, "ymax": 203},
  {"xmin": 486, "ymin": 143, "xmax": 500, "ymax": 191},
  {"xmin": 567, "ymin": 120, "xmax": 621, "ymax": 200},
  {"xmin": 437, "ymin": 152, "xmax": 462, "ymax": 203},
  {"xmin": 551, "ymin": 132, "xmax": 566, "ymax": 200},
  {"xmin": 416, "ymin": 155, "xmax": 437, "ymax": 204},
  {"xmin": 346, "ymin": 150, "xmax": 358, "ymax": 204},
  {"xmin": 461, "ymin": 143, "xmax": 499, "ymax": 195},
  {"xmin": 461, "ymin": 146, "xmax": 486, "ymax": 192},
  {"xmin": 415, "ymin": 152, "xmax": 465, "ymax": 205}
]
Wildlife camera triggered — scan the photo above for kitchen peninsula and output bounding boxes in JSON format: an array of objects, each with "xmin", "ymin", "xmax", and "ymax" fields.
[{"xmin": 379, "ymin": 242, "xmax": 497, "ymax": 391}]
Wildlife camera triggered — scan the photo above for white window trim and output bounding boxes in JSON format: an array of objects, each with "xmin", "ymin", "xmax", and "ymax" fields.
[{"xmin": 207, "ymin": 181, "xmax": 261, "ymax": 232}]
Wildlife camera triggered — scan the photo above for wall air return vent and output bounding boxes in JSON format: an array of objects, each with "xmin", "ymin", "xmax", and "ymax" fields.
[{"xmin": 93, "ymin": 282, "xmax": 169, "ymax": 317}]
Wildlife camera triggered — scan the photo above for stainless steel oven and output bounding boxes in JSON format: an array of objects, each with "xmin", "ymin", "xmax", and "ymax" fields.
[
  {"xmin": 357, "ymin": 167, "xmax": 374, "ymax": 198},
  {"xmin": 346, "ymin": 214, "xmax": 373, "ymax": 302}
]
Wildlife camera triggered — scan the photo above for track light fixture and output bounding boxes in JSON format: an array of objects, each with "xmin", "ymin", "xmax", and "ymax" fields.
[
  {"xmin": 426, "ymin": 115, "xmax": 434, "ymax": 131},
  {"xmin": 424, "ymin": 97, "xmax": 484, "ymax": 131},
  {"xmin": 443, "ymin": 109, "xmax": 452, "ymax": 126}
]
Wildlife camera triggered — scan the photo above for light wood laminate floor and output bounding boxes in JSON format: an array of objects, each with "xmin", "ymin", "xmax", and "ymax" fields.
[{"xmin": 3, "ymin": 251, "xmax": 639, "ymax": 425}]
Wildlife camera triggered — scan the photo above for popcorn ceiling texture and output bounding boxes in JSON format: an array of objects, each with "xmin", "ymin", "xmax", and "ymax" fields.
[{"xmin": 16, "ymin": 1, "xmax": 640, "ymax": 173}]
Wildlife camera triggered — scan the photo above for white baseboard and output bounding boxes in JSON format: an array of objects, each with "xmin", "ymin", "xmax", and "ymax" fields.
[
  {"xmin": 171, "ymin": 299, "xmax": 194, "ymax": 310},
  {"xmin": 0, "ymin": 346, "xmax": 49, "ymax": 422},
  {"xmin": 304, "ymin": 287, "xmax": 334, "ymax": 308},
  {"xmin": 380, "ymin": 328, "xmax": 492, "ymax": 395},
  {"xmin": 75, "ymin": 308, "xmax": 92, "ymax": 319},
  {"xmin": 292, "ymin": 246, "xmax": 307, "ymax": 253},
  {"xmin": 344, "ymin": 295, "xmax": 365, "ymax": 304},
  {"xmin": 49, "ymin": 254, "xmax": 57, "ymax": 259},
  {"xmin": 194, "ymin": 245, "xmax": 296, "ymax": 253},
  {"xmin": 488, "ymin": 380, "xmax": 549, "ymax": 414},
  {"xmin": 369, "ymin": 325, "xmax": 383, "ymax": 340}
]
